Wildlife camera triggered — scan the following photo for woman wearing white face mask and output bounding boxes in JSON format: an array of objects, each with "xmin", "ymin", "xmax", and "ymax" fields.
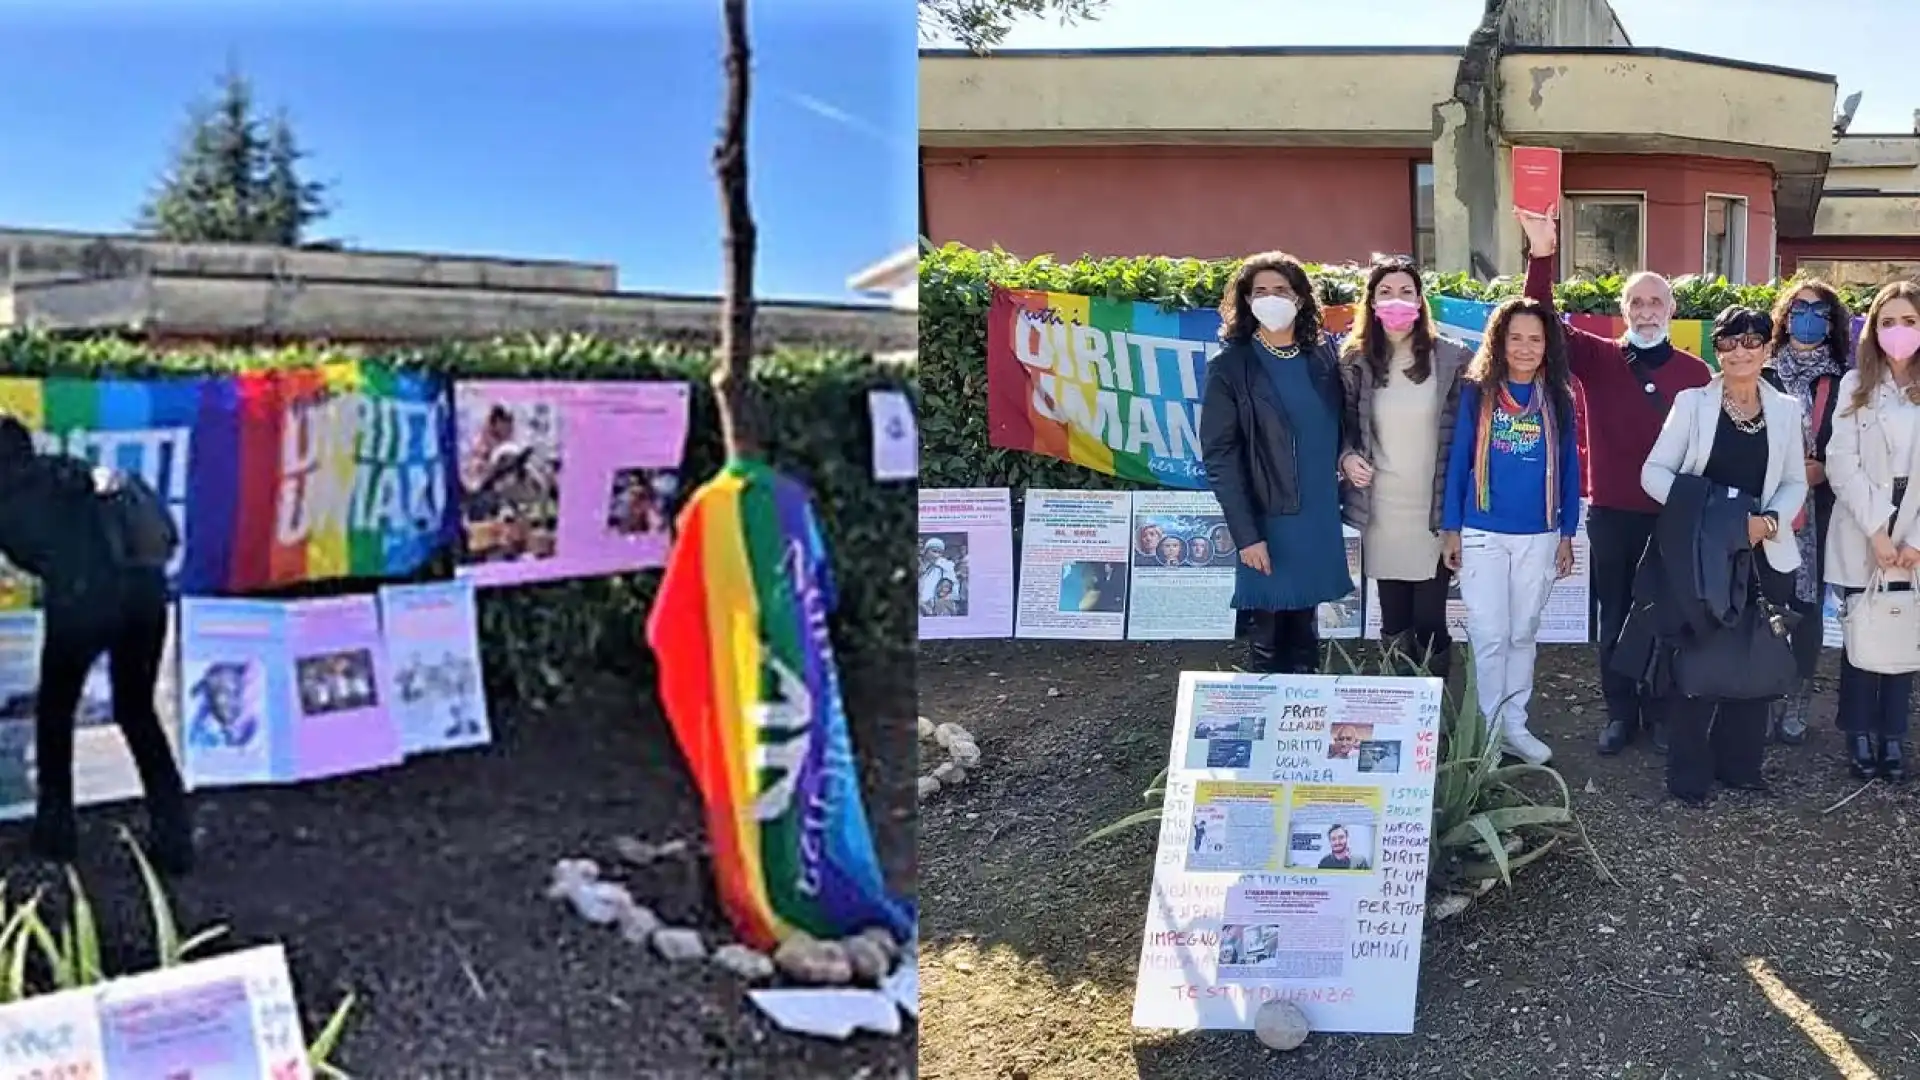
[
  {"xmin": 1200, "ymin": 252, "xmax": 1354, "ymax": 674},
  {"xmin": 1335, "ymin": 255, "xmax": 1475, "ymax": 681},
  {"xmin": 1824, "ymin": 280, "xmax": 1920, "ymax": 782}
]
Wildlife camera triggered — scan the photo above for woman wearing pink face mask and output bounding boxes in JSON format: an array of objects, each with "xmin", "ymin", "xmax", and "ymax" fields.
[
  {"xmin": 1823, "ymin": 280, "xmax": 1920, "ymax": 781},
  {"xmin": 1336, "ymin": 255, "xmax": 1476, "ymax": 681}
]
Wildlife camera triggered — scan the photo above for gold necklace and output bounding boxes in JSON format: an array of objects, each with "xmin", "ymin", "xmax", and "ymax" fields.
[{"xmin": 1257, "ymin": 334, "xmax": 1301, "ymax": 359}]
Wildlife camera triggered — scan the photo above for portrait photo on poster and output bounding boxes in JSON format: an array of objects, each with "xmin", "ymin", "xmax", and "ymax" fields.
[
  {"xmin": 1058, "ymin": 560, "xmax": 1128, "ymax": 613},
  {"xmin": 603, "ymin": 466, "xmax": 678, "ymax": 539},
  {"xmin": 294, "ymin": 649, "xmax": 381, "ymax": 717},
  {"xmin": 459, "ymin": 396, "xmax": 563, "ymax": 566},
  {"xmin": 185, "ymin": 659, "xmax": 264, "ymax": 751},
  {"xmin": 919, "ymin": 531, "xmax": 970, "ymax": 618}
]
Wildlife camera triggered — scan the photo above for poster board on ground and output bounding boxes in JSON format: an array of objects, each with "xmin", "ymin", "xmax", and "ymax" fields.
[
  {"xmin": 917, "ymin": 488, "xmax": 1016, "ymax": 640},
  {"xmin": 95, "ymin": 943, "xmax": 313, "ymax": 1078},
  {"xmin": 1318, "ymin": 525, "xmax": 1365, "ymax": 640},
  {"xmin": 1127, "ymin": 490, "xmax": 1236, "ymax": 641},
  {"xmin": 0, "ymin": 609, "xmax": 185, "ymax": 822},
  {"xmin": 1363, "ymin": 508, "xmax": 1591, "ymax": 645},
  {"xmin": 1132, "ymin": 671, "xmax": 1443, "ymax": 1034},
  {"xmin": 379, "ymin": 580, "xmax": 491, "ymax": 755},
  {"xmin": 1014, "ymin": 490, "xmax": 1131, "ymax": 641},
  {"xmin": 454, "ymin": 380, "xmax": 691, "ymax": 588},
  {"xmin": 179, "ymin": 598, "xmax": 296, "ymax": 789}
]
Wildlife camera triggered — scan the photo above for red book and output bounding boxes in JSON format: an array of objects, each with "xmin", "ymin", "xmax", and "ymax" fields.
[{"xmin": 1511, "ymin": 146, "xmax": 1562, "ymax": 218}]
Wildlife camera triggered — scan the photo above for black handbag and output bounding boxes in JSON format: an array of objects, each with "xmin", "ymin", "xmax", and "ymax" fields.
[{"xmin": 1668, "ymin": 593, "xmax": 1801, "ymax": 701}]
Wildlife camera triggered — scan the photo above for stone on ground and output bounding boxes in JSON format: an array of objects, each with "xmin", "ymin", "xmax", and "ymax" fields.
[
  {"xmin": 774, "ymin": 932, "xmax": 855, "ymax": 985},
  {"xmin": 917, "ymin": 716, "xmax": 936, "ymax": 739},
  {"xmin": 843, "ymin": 935, "xmax": 891, "ymax": 983},
  {"xmin": 1254, "ymin": 1000, "xmax": 1309, "ymax": 1051},
  {"xmin": 712, "ymin": 943, "xmax": 776, "ymax": 982},
  {"xmin": 616, "ymin": 902, "xmax": 662, "ymax": 944},
  {"xmin": 917, "ymin": 776, "xmax": 942, "ymax": 799},
  {"xmin": 856, "ymin": 926, "xmax": 902, "ymax": 963},
  {"xmin": 948, "ymin": 739, "xmax": 981, "ymax": 768},
  {"xmin": 652, "ymin": 927, "xmax": 708, "ymax": 962}
]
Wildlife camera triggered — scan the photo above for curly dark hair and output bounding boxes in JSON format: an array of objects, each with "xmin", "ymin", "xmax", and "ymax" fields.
[
  {"xmin": 1464, "ymin": 297, "xmax": 1575, "ymax": 429},
  {"xmin": 1767, "ymin": 276, "xmax": 1852, "ymax": 362},
  {"xmin": 1340, "ymin": 255, "xmax": 1435, "ymax": 387},
  {"xmin": 1217, "ymin": 251, "xmax": 1322, "ymax": 347}
]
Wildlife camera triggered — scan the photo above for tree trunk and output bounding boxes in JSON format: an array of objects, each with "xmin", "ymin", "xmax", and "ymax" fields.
[{"xmin": 713, "ymin": 0, "xmax": 761, "ymax": 458}]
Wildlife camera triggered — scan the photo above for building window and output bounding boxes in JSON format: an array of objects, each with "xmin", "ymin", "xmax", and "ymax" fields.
[
  {"xmin": 1561, "ymin": 193, "xmax": 1645, "ymax": 278},
  {"xmin": 1704, "ymin": 194, "xmax": 1748, "ymax": 283},
  {"xmin": 1794, "ymin": 258, "xmax": 1920, "ymax": 289},
  {"xmin": 1413, "ymin": 162, "xmax": 1435, "ymax": 271}
]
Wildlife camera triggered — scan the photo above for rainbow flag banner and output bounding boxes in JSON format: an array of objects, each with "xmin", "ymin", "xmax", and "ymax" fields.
[
  {"xmin": 0, "ymin": 362, "xmax": 457, "ymax": 595},
  {"xmin": 647, "ymin": 458, "xmax": 915, "ymax": 951}
]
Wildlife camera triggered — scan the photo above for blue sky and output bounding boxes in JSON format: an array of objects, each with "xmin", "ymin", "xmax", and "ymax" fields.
[
  {"xmin": 0, "ymin": 0, "xmax": 914, "ymax": 303},
  {"xmin": 923, "ymin": 0, "xmax": 1914, "ymax": 133}
]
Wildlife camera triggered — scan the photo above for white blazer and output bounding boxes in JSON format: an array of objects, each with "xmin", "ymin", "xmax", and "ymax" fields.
[
  {"xmin": 1640, "ymin": 376, "xmax": 1808, "ymax": 573},
  {"xmin": 1822, "ymin": 369, "xmax": 1920, "ymax": 589}
]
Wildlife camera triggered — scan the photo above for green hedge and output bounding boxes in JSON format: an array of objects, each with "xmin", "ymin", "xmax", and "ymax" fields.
[
  {"xmin": 920, "ymin": 243, "xmax": 1879, "ymax": 492},
  {"xmin": 0, "ymin": 331, "xmax": 915, "ymax": 705}
]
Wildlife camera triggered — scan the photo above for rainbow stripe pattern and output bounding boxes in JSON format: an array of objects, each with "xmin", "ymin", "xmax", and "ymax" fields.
[
  {"xmin": 0, "ymin": 361, "xmax": 457, "ymax": 594},
  {"xmin": 647, "ymin": 458, "xmax": 914, "ymax": 950}
]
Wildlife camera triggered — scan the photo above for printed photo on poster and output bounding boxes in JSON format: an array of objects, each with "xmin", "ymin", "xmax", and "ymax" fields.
[
  {"xmin": 1014, "ymin": 490, "xmax": 1133, "ymax": 641},
  {"xmin": 1286, "ymin": 785, "xmax": 1384, "ymax": 873},
  {"xmin": 179, "ymin": 598, "xmax": 294, "ymax": 789},
  {"xmin": 918, "ymin": 488, "xmax": 1017, "ymax": 641},
  {"xmin": 1317, "ymin": 525, "xmax": 1365, "ymax": 639},
  {"xmin": 919, "ymin": 532, "xmax": 969, "ymax": 618},
  {"xmin": 604, "ymin": 467, "xmax": 678, "ymax": 538},
  {"xmin": 295, "ymin": 650, "xmax": 380, "ymax": 716},
  {"xmin": 1215, "ymin": 884, "xmax": 1351, "ymax": 981},
  {"xmin": 1186, "ymin": 781, "xmax": 1283, "ymax": 873},
  {"xmin": 1127, "ymin": 490, "xmax": 1236, "ymax": 641},
  {"xmin": 459, "ymin": 396, "xmax": 563, "ymax": 567}
]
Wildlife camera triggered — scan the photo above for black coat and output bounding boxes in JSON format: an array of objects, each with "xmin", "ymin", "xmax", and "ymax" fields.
[
  {"xmin": 1199, "ymin": 336, "xmax": 1344, "ymax": 549},
  {"xmin": 0, "ymin": 453, "xmax": 132, "ymax": 623},
  {"xmin": 1611, "ymin": 474, "xmax": 1760, "ymax": 695}
]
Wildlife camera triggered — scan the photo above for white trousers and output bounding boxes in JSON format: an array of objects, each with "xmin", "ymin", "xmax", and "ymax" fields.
[{"xmin": 1457, "ymin": 529, "xmax": 1559, "ymax": 732}]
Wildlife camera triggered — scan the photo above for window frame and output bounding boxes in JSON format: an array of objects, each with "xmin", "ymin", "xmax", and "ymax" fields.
[
  {"xmin": 1411, "ymin": 160, "xmax": 1436, "ymax": 271},
  {"xmin": 1559, "ymin": 191, "xmax": 1648, "ymax": 279},
  {"xmin": 1702, "ymin": 192, "xmax": 1750, "ymax": 284}
]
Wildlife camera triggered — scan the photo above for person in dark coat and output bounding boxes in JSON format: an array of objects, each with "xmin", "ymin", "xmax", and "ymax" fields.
[
  {"xmin": 1200, "ymin": 251, "xmax": 1353, "ymax": 674},
  {"xmin": 0, "ymin": 416, "xmax": 192, "ymax": 873}
]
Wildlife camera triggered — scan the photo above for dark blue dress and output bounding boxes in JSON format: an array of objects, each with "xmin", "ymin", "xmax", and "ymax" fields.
[{"xmin": 1233, "ymin": 343, "xmax": 1355, "ymax": 611}]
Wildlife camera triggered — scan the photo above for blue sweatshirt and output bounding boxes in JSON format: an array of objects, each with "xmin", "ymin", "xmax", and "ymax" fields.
[{"xmin": 1441, "ymin": 380, "xmax": 1582, "ymax": 537}]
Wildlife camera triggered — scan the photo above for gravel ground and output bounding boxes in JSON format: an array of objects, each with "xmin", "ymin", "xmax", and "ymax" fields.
[
  {"xmin": 920, "ymin": 638, "xmax": 1920, "ymax": 1080},
  {"xmin": 0, "ymin": 660, "xmax": 917, "ymax": 1080}
]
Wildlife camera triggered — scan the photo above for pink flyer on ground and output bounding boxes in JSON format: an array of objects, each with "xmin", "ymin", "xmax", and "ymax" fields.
[
  {"xmin": 454, "ymin": 380, "xmax": 692, "ymax": 588},
  {"xmin": 285, "ymin": 595, "xmax": 404, "ymax": 781}
]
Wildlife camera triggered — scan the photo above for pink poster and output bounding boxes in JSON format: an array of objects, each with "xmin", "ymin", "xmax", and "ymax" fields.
[
  {"xmin": 286, "ymin": 595, "xmax": 404, "ymax": 780},
  {"xmin": 454, "ymin": 380, "xmax": 692, "ymax": 587}
]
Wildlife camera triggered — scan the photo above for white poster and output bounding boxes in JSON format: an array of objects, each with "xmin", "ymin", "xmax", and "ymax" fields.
[
  {"xmin": 1364, "ymin": 509, "xmax": 1590, "ymax": 645},
  {"xmin": 0, "ymin": 609, "xmax": 185, "ymax": 822},
  {"xmin": 918, "ymin": 488, "xmax": 1016, "ymax": 641},
  {"xmin": 1127, "ymin": 490, "xmax": 1236, "ymax": 641},
  {"xmin": 1132, "ymin": 671, "xmax": 1443, "ymax": 1034},
  {"xmin": 868, "ymin": 389, "xmax": 919, "ymax": 482},
  {"xmin": 94, "ymin": 944, "xmax": 312, "ymax": 1079},
  {"xmin": 1014, "ymin": 490, "xmax": 1132, "ymax": 641},
  {"xmin": 1318, "ymin": 526, "xmax": 1366, "ymax": 640}
]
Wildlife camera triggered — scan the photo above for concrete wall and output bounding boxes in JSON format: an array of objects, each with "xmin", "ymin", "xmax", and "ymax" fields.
[
  {"xmin": 0, "ymin": 227, "xmax": 619, "ymax": 293},
  {"xmin": 922, "ymin": 146, "xmax": 1423, "ymax": 264},
  {"xmin": 1501, "ymin": 0, "xmax": 1630, "ymax": 47},
  {"xmin": 1811, "ymin": 194, "xmax": 1920, "ymax": 237},
  {"xmin": 1559, "ymin": 153, "xmax": 1777, "ymax": 281},
  {"xmin": 921, "ymin": 50, "xmax": 1458, "ymax": 147}
]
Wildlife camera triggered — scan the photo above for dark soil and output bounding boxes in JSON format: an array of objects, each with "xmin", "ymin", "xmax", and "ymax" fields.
[
  {"xmin": 0, "ymin": 660, "xmax": 917, "ymax": 1080},
  {"xmin": 919, "ymin": 638, "xmax": 1920, "ymax": 1079}
]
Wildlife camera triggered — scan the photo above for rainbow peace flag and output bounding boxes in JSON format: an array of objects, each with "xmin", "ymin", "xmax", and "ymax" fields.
[
  {"xmin": 647, "ymin": 458, "xmax": 914, "ymax": 951},
  {"xmin": 0, "ymin": 361, "xmax": 457, "ymax": 594}
]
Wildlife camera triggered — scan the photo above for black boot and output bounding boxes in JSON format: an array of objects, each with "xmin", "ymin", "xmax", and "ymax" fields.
[
  {"xmin": 1287, "ymin": 613, "xmax": 1322, "ymax": 675},
  {"xmin": 1424, "ymin": 637, "xmax": 1453, "ymax": 684},
  {"xmin": 1245, "ymin": 612, "xmax": 1283, "ymax": 674},
  {"xmin": 1381, "ymin": 631, "xmax": 1419, "ymax": 675},
  {"xmin": 144, "ymin": 792, "xmax": 195, "ymax": 877},
  {"xmin": 1597, "ymin": 719, "xmax": 1635, "ymax": 756},
  {"xmin": 1848, "ymin": 734, "xmax": 1879, "ymax": 780},
  {"xmin": 1881, "ymin": 739, "xmax": 1906, "ymax": 783}
]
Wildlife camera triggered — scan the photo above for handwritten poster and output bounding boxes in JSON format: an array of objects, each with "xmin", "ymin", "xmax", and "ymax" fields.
[
  {"xmin": 1127, "ymin": 490, "xmax": 1235, "ymax": 641},
  {"xmin": 455, "ymin": 381, "xmax": 691, "ymax": 588},
  {"xmin": 917, "ymin": 488, "xmax": 1016, "ymax": 641},
  {"xmin": 378, "ymin": 580, "xmax": 491, "ymax": 755},
  {"xmin": 178, "ymin": 599, "xmax": 295, "ymax": 789},
  {"xmin": 285, "ymin": 596, "xmax": 403, "ymax": 781},
  {"xmin": 0, "ymin": 983, "xmax": 106, "ymax": 1079},
  {"xmin": 1133, "ymin": 671, "xmax": 1443, "ymax": 1034},
  {"xmin": 1014, "ymin": 490, "xmax": 1132, "ymax": 641}
]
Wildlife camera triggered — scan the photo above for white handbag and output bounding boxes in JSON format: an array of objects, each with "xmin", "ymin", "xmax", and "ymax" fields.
[{"xmin": 1844, "ymin": 569, "xmax": 1920, "ymax": 675}]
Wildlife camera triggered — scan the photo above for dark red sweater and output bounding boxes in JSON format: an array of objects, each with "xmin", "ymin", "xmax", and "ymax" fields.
[{"xmin": 1524, "ymin": 256, "xmax": 1711, "ymax": 515}]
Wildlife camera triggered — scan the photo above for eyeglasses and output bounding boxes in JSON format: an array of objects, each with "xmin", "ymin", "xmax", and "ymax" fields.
[
  {"xmin": 1789, "ymin": 301, "xmax": 1829, "ymax": 316},
  {"xmin": 1714, "ymin": 334, "xmax": 1768, "ymax": 351}
]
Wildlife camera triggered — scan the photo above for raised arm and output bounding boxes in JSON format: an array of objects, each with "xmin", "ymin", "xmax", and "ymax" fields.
[
  {"xmin": 1640, "ymin": 389, "xmax": 1697, "ymax": 505},
  {"xmin": 1516, "ymin": 209, "xmax": 1612, "ymax": 382}
]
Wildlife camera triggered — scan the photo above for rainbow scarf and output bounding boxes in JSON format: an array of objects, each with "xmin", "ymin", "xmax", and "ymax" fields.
[
  {"xmin": 646, "ymin": 458, "xmax": 914, "ymax": 950},
  {"xmin": 1473, "ymin": 378, "xmax": 1559, "ymax": 525}
]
